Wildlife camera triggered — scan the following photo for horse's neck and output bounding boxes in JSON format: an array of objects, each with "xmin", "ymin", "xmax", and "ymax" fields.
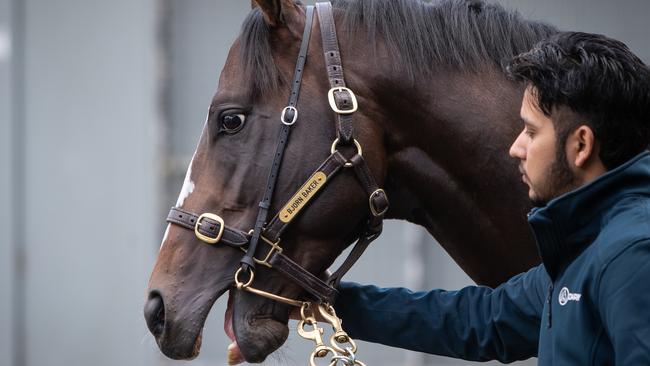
[
  {"xmin": 378, "ymin": 68, "xmax": 540, "ymax": 286},
  {"xmin": 382, "ymin": 69, "xmax": 523, "ymax": 213}
]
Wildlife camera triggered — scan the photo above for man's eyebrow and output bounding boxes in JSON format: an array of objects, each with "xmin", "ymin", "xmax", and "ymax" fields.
[{"xmin": 521, "ymin": 117, "xmax": 536, "ymax": 127}]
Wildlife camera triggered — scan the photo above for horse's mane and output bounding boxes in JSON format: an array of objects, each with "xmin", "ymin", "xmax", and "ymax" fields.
[{"xmin": 240, "ymin": 0, "xmax": 558, "ymax": 95}]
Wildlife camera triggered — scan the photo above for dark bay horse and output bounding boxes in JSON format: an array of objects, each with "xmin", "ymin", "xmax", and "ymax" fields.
[{"xmin": 145, "ymin": 0, "xmax": 557, "ymax": 363}]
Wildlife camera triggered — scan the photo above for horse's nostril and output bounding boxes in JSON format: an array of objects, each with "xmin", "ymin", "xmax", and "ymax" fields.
[{"xmin": 144, "ymin": 292, "xmax": 165, "ymax": 338}]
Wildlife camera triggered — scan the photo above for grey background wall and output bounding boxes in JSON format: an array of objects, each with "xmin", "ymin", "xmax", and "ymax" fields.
[
  {"xmin": 1, "ymin": 0, "xmax": 161, "ymax": 366},
  {"xmin": 0, "ymin": 1, "xmax": 648, "ymax": 366},
  {"xmin": 1, "ymin": 0, "xmax": 14, "ymax": 364}
]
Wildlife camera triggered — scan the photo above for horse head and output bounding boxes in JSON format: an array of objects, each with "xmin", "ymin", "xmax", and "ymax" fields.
[{"xmin": 145, "ymin": 0, "xmax": 390, "ymax": 362}]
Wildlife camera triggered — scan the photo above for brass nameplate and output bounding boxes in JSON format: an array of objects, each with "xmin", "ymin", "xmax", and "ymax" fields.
[{"xmin": 279, "ymin": 172, "xmax": 327, "ymax": 223}]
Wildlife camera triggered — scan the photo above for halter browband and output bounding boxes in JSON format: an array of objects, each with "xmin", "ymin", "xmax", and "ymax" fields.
[{"xmin": 166, "ymin": 2, "xmax": 388, "ymax": 306}]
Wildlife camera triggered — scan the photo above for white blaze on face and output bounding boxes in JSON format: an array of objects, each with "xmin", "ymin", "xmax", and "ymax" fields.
[
  {"xmin": 161, "ymin": 115, "xmax": 207, "ymax": 250},
  {"xmin": 160, "ymin": 224, "xmax": 171, "ymax": 250},
  {"xmin": 160, "ymin": 152, "xmax": 196, "ymax": 250},
  {"xmin": 176, "ymin": 153, "xmax": 196, "ymax": 207}
]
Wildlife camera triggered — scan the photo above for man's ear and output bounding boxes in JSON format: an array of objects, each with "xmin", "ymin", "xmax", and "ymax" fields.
[{"xmin": 571, "ymin": 125, "xmax": 597, "ymax": 168}]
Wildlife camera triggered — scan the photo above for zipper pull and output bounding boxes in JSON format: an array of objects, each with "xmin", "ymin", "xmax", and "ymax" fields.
[{"xmin": 546, "ymin": 283, "xmax": 554, "ymax": 329}]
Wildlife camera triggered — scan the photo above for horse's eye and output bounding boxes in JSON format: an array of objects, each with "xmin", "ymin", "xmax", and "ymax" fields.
[{"xmin": 220, "ymin": 113, "xmax": 246, "ymax": 133}]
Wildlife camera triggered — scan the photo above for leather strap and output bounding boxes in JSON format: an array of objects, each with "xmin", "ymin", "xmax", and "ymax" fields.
[
  {"xmin": 285, "ymin": 6, "xmax": 314, "ymax": 111},
  {"xmin": 263, "ymin": 151, "xmax": 347, "ymax": 241},
  {"xmin": 350, "ymin": 154, "xmax": 389, "ymax": 217},
  {"xmin": 328, "ymin": 227, "xmax": 382, "ymax": 289},
  {"xmin": 166, "ymin": 207, "xmax": 249, "ymax": 248},
  {"xmin": 242, "ymin": 5, "xmax": 316, "ymax": 271},
  {"xmin": 262, "ymin": 153, "xmax": 388, "ymax": 295},
  {"xmin": 328, "ymin": 154, "xmax": 387, "ymax": 287},
  {"xmin": 316, "ymin": 2, "xmax": 355, "ymax": 143},
  {"xmin": 269, "ymin": 251, "xmax": 339, "ymax": 303}
]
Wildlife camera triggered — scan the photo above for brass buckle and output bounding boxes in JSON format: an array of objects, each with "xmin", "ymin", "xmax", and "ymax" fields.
[
  {"xmin": 194, "ymin": 213, "xmax": 225, "ymax": 244},
  {"xmin": 241, "ymin": 230, "xmax": 283, "ymax": 268},
  {"xmin": 327, "ymin": 87, "xmax": 358, "ymax": 114},
  {"xmin": 369, "ymin": 189, "xmax": 389, "ymax": 217},
  {"xmin": 280, "ymin": 106, "xmax": 298, "ymax": 125}
]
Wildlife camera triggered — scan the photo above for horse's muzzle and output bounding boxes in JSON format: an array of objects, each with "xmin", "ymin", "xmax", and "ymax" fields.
[
  {"xmin": 143, "ymin": 288, "xmax": 203, "ymax": 360},
  {"xmin": 144, "ymin": 291, "xmax": 165, "ymax": 338}
]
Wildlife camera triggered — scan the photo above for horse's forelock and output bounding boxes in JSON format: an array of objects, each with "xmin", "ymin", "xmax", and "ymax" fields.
[{"xmin": 240, "ymin": 8, "xmax": 282, "ymax": 98}]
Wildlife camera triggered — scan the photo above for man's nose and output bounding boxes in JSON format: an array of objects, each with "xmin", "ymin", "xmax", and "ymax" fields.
[{"xmin": 509, "ymin": 131, "xmax": 526, "ymax": 160}]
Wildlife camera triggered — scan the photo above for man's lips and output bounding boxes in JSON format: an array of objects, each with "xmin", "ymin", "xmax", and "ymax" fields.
[{"xmin": 519, "ymin": 167, "xmax": 529, "ymax": 184}]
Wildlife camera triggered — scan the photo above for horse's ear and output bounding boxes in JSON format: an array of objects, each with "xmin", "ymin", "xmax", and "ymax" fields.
[{"xmin": 252, "ymin": 0, "xmax": 289, "ymax": 27}]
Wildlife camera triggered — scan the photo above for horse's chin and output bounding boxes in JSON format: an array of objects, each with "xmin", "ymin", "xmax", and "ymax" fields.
[{"xmin": 229, "ymin": 289, "xmax": 290, "ymax": 363}]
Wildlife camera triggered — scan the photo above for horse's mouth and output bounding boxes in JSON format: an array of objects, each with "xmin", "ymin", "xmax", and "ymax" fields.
[
  {"xmin": 224, "ymin": 291, "xmax": 245, "ymax": 365},
  {"xmin": 225, "ymin": 288, "xmax": 290, "ymax": 364}
]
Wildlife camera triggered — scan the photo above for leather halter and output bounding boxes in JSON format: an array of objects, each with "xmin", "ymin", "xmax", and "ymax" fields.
[{"xmin": 165, "ymin": 2, "xmax": 389, "ymax": 306}]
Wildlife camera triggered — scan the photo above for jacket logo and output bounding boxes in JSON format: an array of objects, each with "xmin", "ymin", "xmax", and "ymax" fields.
[{"xmin": 558, "ymin": 287, "xmax": 582, "ymax": 306}]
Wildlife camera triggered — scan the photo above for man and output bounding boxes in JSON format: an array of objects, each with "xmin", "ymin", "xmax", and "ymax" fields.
[{"xmin": 334, "ymin": 32, "xmax": 650, "ymax": 364}]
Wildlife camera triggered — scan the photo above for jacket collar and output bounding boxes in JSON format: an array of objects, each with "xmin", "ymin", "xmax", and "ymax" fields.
[{"xmin": 528, "ymin": 151, "xmax": 650, "ymax": 280}]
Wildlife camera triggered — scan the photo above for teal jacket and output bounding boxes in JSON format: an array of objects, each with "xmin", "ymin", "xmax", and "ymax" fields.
[{"xmin": 335, "ymin": 152, "xmax": 650, "ymax": 364}]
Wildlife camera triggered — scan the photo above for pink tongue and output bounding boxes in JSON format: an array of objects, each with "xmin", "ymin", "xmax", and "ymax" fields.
[
  {"xmin": 224, "ymin": 292, "xmax": 244, "ymax": 365},
  {"xmin": 224, "ymin": 292, "xmax": 236, "ymax": 341}
]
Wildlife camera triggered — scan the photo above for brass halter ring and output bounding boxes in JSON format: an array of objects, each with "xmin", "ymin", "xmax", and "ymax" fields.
[
  {"xmin": 330, "ymin": 138, "xmax": 363, "ymax": 168},
  {"xmin": 234, "ymin": 266, "xmax": 255, "ymax": 289},
  {"xmin": 234, "ymin": 266, "xmax": 306, "ymax": 307}
]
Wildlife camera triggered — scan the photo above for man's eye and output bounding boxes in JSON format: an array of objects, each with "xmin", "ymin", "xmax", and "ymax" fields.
[
  {"xmin": 524, "ymin": 128, "xmax": 535, "ymax": 138},
  {"xmin": 220, "ymin": 113, "xmax": 246, "ymax": 134}
]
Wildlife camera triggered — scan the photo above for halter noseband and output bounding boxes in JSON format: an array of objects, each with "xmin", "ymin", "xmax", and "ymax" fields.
[{"xmin": 165, "ymin": 3, "xmax": 388, "ymax": 307}]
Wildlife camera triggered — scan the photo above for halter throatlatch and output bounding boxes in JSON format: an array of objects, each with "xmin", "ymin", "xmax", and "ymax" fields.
[{"xmin": 165, "ymin": 3, "xmax": 388, "ymax": 364}]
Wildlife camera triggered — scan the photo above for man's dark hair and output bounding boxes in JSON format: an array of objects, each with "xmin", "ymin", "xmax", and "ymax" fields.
[{"xmin": 506, "ymin": 32, "xmax": 650, "ymax": 169}]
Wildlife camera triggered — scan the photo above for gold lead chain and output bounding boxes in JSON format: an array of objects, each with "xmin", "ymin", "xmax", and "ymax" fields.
[
  {"xmin": 298, "ymin": 303, "xmax": 367, "ymax": 366},
  {"xmin": 233, "ymin": 267, "xmax": 366, "ymax": 365}
]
